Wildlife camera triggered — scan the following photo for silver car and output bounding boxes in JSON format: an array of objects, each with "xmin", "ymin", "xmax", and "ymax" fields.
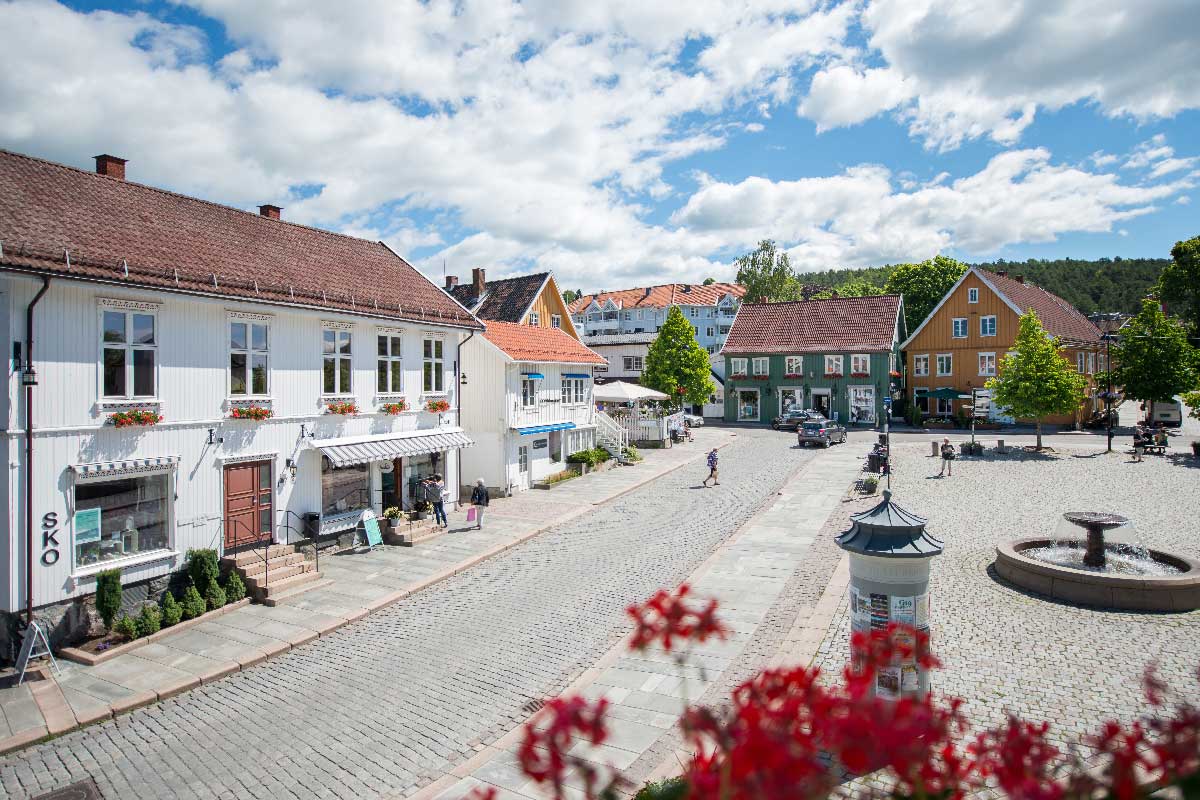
[{"xmin": 796, "ymin": 419, "xmax": 847, "ymax": 447}]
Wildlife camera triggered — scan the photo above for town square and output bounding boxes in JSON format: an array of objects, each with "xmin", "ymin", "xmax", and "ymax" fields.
[{"xmin": 1, "ymin": 1, "xmax": 1199, "ymax": 798}]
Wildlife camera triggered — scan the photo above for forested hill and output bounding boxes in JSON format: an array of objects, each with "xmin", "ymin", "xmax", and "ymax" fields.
[{"xmin": 801, "ymin": 257, "xmax": 1168, "ymax": 313}]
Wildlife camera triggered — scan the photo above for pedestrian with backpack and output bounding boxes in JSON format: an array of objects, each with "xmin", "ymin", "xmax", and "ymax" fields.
[{"xmin": 702, "ymin": 448, "xmax": 720, "ymax": 487}]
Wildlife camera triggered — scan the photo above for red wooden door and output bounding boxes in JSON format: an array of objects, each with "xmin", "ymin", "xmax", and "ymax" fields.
[{"xmin": 223, "ymin": 461, "xmax": 273, "ymax": 550}]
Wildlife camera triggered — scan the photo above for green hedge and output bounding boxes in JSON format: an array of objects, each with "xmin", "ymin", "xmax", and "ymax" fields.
[
  {"xmin": 95, "ymin": 569, "xmax": 123, "ymax": 631},
  {"xmin": 566, "ymin": 447, "xmax": 611, "ymax": 467}
]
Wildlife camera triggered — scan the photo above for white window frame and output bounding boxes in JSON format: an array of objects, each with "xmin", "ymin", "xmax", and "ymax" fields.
[
  {"xmin": 850, "ymin": 354, "xmax": 870, "ymax": 375},
  {"xmin": 623, "ymin": 355, "xmax": 644, "ymax": 372},
  {"xmin": 528, "ymin": 312, "xmax": 540, "ymax": 326},
  {"xmin": 824, "ymin": 354, "xmax": 843, "ymax": 376},
  {"xmin": 637, "ymin": 310, "xmax": 644, "ymax": 320},
  {"xmin": 967, "ymin": 287, "xmax": 979, "ymax": 304},
  {"xmin": 99, "ymin": 303, "xmax": 160, "ymax": 401},
  {"xmin": 952, "ymin": 318, "xmax": 968, "ymax": 339},
  {"xmin": 849, "ymin": 386, "xmax": 876, "ymax": 424},
  {"xmin": 1087, "ymin": 352, "xmax": 1095, "ymax": 374},
  {"xmin": 913, "ymin": 354, "xmax": 929, "ymax": 377},
  {"xmin": 978, "ymin": 352, "xmax": 997, "ymax": 377},
  {"xmin": 73, "ymin": 467, "xmax": 176, "ymax": 574},
  {"xmin": 936, "ymin": 353, "xmax": 953, "ymax": 377},
  {"xmin": 229, "ymin": 315, "xmax": 271, "ymax": 398},
  {"xmin": 731, "ymin": 357, "xmax": 747, "ymax": 376},
  {"xmin": 521, "ymin": 377, "xmax": 538, "ymax": 407},
  {"xmin": 322, "ymin": 325, "xmax": 353, "ymax": 396},
  {"xmin": 706, "ymin": 327, "xmax": 715, "ymax": 337},
  {"xmin": 1077, "ymin": 352, "xmax": 1087, "ymax": 373},
  {"xmin": 551, "ymin": 314, "xmax": 561, "ymax": 329},
  {"xmin": 980, "ymin": 315, "xmax": 997, "ymax": 337},
  {"xmin": 560, "ymin": 377, "xmax": 587, "ymax": 405},
  {"xmin": 936, "ymin": 389, "xmax": 955, "ymax": 416},
  {"xmin": 376, "ymin": 331, "xmax": 404, "ymax": 394},
  {"xmin": 752, "ymin": 357, "xmax": 769, "ymax": 376},
  {"xmin": 785, "ymin": 355, "xmax": 804, "ymax": 375},
  {"xmin": 736, "ymin": 388, "xmax": 760, "ymax": 421},
  {"xmin": 422, "ymin": 337, "xmax": 445, "ymax": 394}
]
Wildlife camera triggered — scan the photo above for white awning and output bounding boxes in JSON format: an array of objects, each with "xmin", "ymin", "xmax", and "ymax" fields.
[
  {"xmin": 71, "ymin": 455, "xmax": 181, "ymax": 480},
  {"xmin": 316, "ymin": 429, "xmax": 473, "ymax": 468}
]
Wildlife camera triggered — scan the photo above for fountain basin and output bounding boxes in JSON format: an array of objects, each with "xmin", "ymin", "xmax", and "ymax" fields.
[{"xmin": 995, "ymin": 538, "xmax": 1200, "ymax": 611}]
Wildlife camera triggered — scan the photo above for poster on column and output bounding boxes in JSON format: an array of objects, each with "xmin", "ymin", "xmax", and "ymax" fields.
[
  {"xmin": 849, "ymin": 587, "xmax": 871, "ymax": 634},
  {"xmin": 869, "ymin": 593, "xmax": 889, "ymax": 632},
  {"xmin": 890, "ymin": 595, "xmax": 915, "ymax": 624},
  {"xmin": 876, "ymin": 666, "xmax": 900, "ymax": 699},
  {"xmin": 915, "ymin": 593, "xmax": 929, "ymax": 627}
]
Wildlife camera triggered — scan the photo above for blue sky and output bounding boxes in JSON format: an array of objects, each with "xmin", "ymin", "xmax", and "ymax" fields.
[{"xmin": 1, "ymin": 0, "xmax": 1197, "ymax": 291}]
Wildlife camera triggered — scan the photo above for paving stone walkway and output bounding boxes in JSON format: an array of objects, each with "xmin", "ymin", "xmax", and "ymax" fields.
[{"xmin": 0, "ymin": 427, "xmax": 836, "ymax": 799}]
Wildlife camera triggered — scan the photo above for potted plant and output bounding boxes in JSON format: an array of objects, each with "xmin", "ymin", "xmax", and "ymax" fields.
[
  {"xmin": 411, "ymin": 499, "xmax": 431, "ymax": 520},
  {"xmin": 108, "ymin": 409, "xmax": 163, "ymax": 427},
  {"xmin": 425, "ymin": 398, "xmax": 451, "ymax": 414},
  {"xmin": 326, "ymin": 401, "xmax": 358, "ymax": 415},
  {"xmin": 381, "ymin": 400, "xmax": 408, "ymax": 415},
  {"xmin": 382, "ymin": 506, "xmax": 404, "ymax": 532},
  {"xmin": 230, "ymin": 405, "xmax": 272, "ymax": 421}
]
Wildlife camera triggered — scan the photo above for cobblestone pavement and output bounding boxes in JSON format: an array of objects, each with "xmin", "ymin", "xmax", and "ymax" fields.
[
  {"xmin": 815, "ymin": 443, "xmax": 1200, "ymax": 753},
  {"xmin": 0, "ymin": 428, "xmax": 814, "ymax": 800}
]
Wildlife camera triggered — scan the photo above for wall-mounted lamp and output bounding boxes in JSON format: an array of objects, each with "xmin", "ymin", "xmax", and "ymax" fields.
[
  {"xmin": 460, "ymin": 372, "xmax": 468, "ymax": 386},
  {"xmin": 285, "ymin": 458, "xmax": 297, "ymax": 479},
  {"xmin": 206, "ymin": 428, "xmax": 223, "ymax": 445},
  {"xmin": 299, "ymin": 423, "xmax": 314, "ymax": 439},
  {"xmin": 20, "ymin": 365, "xmax": 37, "ymax": 387}
]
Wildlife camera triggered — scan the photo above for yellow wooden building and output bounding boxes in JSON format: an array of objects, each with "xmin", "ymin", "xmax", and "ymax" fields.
[{"xmin": 901, "ymin": 268, "xmax": 1103, "ymax": 426}]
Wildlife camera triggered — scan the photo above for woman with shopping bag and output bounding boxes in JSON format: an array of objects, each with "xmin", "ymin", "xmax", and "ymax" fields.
[{"xmin": 468, "ymin": 478, "xmax": 489, "ymax": 530}]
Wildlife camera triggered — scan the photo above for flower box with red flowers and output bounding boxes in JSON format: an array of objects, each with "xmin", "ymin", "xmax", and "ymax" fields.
[
  {"xmin": 729, "ymin": 374, "xmax": 748, "ymax": 380},
  {"xmin": 889, "ymin": 369, "xmax": 902, "ymax": 378},
  {"xmin": 751, "ymin": 374, "xmax": 770, "ymax": 380},
  {"xmin": 849, "ymin": 371, "xmax": 870, "ymax": 378},
  {"xmin": 325, "ymin": 401, "xmax": 358, "ymax": 415},
  {"xmin": 783, "ymin": 373, "xmax": 803, "ymax": 379},
  {"xmin": 425, "ymin": 399, "xmax": 451, "ymax": 414},
  {"xmin": 229, "ymin": 406, "xmax": 272, "ymax": 421},
  {"xmin": 108, "ymin": 409, "xmax": 162, "ymax": 428},
  {"xmin": 381, "ymin": 400, "xmax": 409, "ymax": 415},
  {"xmin": 825, "ymin": 372, "xmax": 844, "ymax": 378}
]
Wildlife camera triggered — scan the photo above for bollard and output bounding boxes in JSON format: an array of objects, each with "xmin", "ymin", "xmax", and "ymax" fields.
[
  {"xmin": 931, "ymin": 440, "xmax": 939, "ymax": 457},
  {"xmin": 997, "ymin": 438, "xmax": 1005, "ymax": 453},
  {"xmin": 836, "ymin": 491, "xmax": 944, "ymax": 699}
]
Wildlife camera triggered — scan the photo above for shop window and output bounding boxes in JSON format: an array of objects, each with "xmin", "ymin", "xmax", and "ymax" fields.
[
  {"xmin": 377, "ymin": 334, "xmax": 403, "ymax": 393},
  {"xmin": 230, "ymin": 320, "xmax": 269, "ymax": 396},
  {"xmin": 74, "ymin": 472, "xmax": 171, "ymax": 567},
  {"xmin": 321, "ymin": 461, "xmax": 369, "ymax": 515},
  {"xmin": 849, "ymin": 387, "xmax": 876, "ymax": 424},
  {"xmin": 423, "ymin": 338, "xmax": 445, "ymax": 393},
  {"xmin": 102, "ymin": 309, "xmax": 157, "ymax": 398},
  {"xmin": 737, "ymin": 389, "xmax": 760, "ymax": 421},
  {"xmin": 323, "ymin": 327, "xmax": 353, "ymax": 394}
]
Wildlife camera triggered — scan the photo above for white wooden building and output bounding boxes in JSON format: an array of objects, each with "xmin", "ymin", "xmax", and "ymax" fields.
[
  {"xmin": 459, "ymin": 321, "xmax": 608, "ymax": 493},
  {"xmin": 0, "ymin": 149, "xmax": 481, "ymax": 642}
]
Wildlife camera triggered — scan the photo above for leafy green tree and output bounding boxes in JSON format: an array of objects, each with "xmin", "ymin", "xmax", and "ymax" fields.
[
  {"xmin": 562, "ymin": 289, "xmax": 582, "ymax": 304},
  {"xmin": 884, "ymin": 255, "xmax": 968, "ymax": 334},
  {"xmin": 702, "ymin": 277, "xmax": 716, "ymax": 286},
  {"xmin": 735, "ymin": 240, "xmax": 802, "ymax": 302},
  {"xmin": 1111, "ymin": 299, "xmax": 1198, "ymax": 410},
  {"xmin": 1182, "ymin": 389, "xmax": 1200, "ymax": 423},
  {"xmin": 985, "ymin": 311, "xmax": 1087, "ymax": 450},
  {"xmin": 810, "ymin": 279, "xmax": 886, "ymax": 299},
  {"xmin": 643, "ymin": 306, "xmax": 716, "ymax": 408},
  {"xmin": 1158, "ymin": 235, "xmax": 1200, "ymax": 343}
]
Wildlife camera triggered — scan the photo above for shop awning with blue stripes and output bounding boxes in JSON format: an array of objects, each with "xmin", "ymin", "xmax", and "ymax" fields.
[
  {"xmin": 515, "ymin": 422, "xmax": 577, "ymax": 435},
  {"xmin": 521, "ymin": 372, "xmax": 545, "ymax": 379},
  {"xmin": 563, "ymin": 373, "xmax": 591, "ymax": 379}
]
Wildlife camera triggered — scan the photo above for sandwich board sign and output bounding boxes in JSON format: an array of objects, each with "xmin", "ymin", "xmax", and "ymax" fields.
[{"xmin": 361, "ymin": 511, "xmax": 383, "ymax": 548}]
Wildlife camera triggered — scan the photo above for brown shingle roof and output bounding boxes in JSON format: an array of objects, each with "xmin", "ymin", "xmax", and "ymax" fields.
[
  {"xmin": 721, "ymin": 295, "xmax": 902, "ymax": 354},
  {"xmin": 0, "ymin": 149, "xmax": 480, "ymax": 328},
  {"xmin": 449, "ymin": 272, "xmax": 548, "ymax": 323},
  {"xmin": 567, "ymin": 282, "xmax": 745, "ymax": 313},
  {"xmin": 482, "ymin": 321, "xmax": 605, "ymax": 364},
  {"xmin": 981, "ymin": 270, "xmax": 1101, "ymax": 343}
]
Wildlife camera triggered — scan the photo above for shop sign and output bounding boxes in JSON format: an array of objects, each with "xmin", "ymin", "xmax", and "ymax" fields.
[
  {"xmin": 533, "ymin": 439, "xmax": 548, "ymax": 450},
  {"xmin": 40, "ymin": 512, "xmax": 61, "ymax": 566}
]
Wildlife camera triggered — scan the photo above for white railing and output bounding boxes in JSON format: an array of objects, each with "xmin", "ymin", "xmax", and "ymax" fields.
[
  {"xmin": 509, "ymin": 400, "xmax": 593, "ymax": 430},
  {"xmin": 594, "ymin": 410, "xmax": 628, "ymax": 455},
  {"xmin": 606, "ymin": 409, "xmax": 677, "ymax": 442}
]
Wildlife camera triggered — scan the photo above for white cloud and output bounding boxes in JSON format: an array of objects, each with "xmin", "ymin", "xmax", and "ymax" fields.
[
  {"xmin": 672, "ymin": 148, "xmax": 1193, "ymax": 269},
  {"xmin": 1177, "ymin": 196, "xmax": 1192, "ymax": 205},
  {"xmin": 798, "ymin": 0, "xmax": 1200, "ymax": 150}
]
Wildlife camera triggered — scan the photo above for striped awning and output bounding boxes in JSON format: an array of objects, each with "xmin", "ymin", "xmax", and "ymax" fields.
[
  {"xmin": 515, "ymin": 422, "xmax": 576, "ymax": 435},
  {"xmin": 72, "ymin": 455, "xmax": 181, "ymax": 480},
  {"xmin": 563, "ymin": 373, "xmax": 591, "ymax": 379},
  {"xmin": 317, "ymin": 430, "xmax": 473, "ymax": 468}
]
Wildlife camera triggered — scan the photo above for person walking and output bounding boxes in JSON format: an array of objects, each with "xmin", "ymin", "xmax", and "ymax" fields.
[
  {"xmin": 938, "ymin": 437, "xmax": 955, "ymax": 477},
  {"xmin": 1132, "ymin": 426, "xmax": 1146, "ymax": 462},
  {"xmin": 429, "ymin": 474, "xmax": 448, "ymax": 528},
  {"xmin": 469, "ymin": 478, "xmax": 489, "ymax": 530},
  {"xmin": 702, "ymin": 448, "xmax": 720, "ymax": 487}
]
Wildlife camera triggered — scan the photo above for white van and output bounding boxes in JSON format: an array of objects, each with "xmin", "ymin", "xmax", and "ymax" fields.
[{"xmin": 1146, "ymin": 400, "xmax": 1183, "ymax": 428}]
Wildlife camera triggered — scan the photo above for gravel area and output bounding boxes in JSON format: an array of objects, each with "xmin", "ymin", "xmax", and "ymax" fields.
[{"xmin": 815, "ymin": 443, "xmax": 1200, "ymax": 751}]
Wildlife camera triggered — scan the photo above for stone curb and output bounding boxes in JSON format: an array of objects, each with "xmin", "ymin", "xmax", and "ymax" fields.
[{"xmin": 0, "ymin": 436, "xmax": 730, "ymax": 758}]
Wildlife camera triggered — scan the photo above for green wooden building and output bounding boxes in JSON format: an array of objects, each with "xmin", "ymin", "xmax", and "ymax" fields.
[{"xmin": 720, "ymin": 295, "xmax": 905, "ymax": 426}]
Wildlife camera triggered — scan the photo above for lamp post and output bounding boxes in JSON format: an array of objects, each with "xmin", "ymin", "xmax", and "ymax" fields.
[{"xmin": 1100, "ymin": 333, "xmax": 1117, "ymax": 453}]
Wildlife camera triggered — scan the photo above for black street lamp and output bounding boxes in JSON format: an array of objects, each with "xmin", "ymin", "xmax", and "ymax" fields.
[{"xmin": 1100, "ymin": 333, "xmax": 1118, "ymax": 453}]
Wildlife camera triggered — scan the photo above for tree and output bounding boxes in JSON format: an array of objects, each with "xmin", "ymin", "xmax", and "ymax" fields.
[
  {"xmin": 702, "ymin": 277, "xmax": 716, "ymax": 286},
  {"xmin": 1158, "ymin": 235, "xmax": 1200, "ymax": 343},
  {"xmin": 643, "ymin": 306, "xmax": 716, "ymax": 408},
  {"xmin": 985, "ymin": 310, "xmax": 1087, "ymax": 450},
  {"xmin": 809, "ymin": 279, "xmax": 885, "ymax": 300},
  {"xmin": 734, "ymin": 240, "xmax": 802, "ymax": 303},
  {"xmin": 884, "ymin": 255, "xmax": 968, "ymax": 334},
  {"xmin": 1111, "ymin": 298, "xmax": 1198, "ymax": 411},
  {"xmin": 562, "ymin": 289, "xmax": 582, "ymax": 304}
]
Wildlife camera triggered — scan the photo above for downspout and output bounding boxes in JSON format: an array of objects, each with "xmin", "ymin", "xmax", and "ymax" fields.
[
  {"xmin": 456, "ymin": 330, "xmax": 475, "ymax": 507},
  {"xmin": 24, "ymin": 277, "xmax": 51, "ymax": 625}
]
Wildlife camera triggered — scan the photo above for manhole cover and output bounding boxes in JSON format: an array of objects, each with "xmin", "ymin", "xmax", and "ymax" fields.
[
  {"xmin": 33, "ymin": 778, "xmax": 103, "ymax": 800},
  {"xmin": 520, "ymin": 698, "xmax": 546, "ymax": 714}
]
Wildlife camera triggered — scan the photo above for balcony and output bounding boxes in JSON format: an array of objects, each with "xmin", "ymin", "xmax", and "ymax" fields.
[{"xmin": 509, "ymin": 399, "xmax": 594, "ymax": 431}]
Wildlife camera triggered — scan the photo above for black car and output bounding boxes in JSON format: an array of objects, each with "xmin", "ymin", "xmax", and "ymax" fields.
[
  {"xmin": 796, "ymin": 420, "xmax": 848, "ymax": 447},
  {"xmin": 771, "ymin": 409, "xmax": 825, "ymax": 431}
]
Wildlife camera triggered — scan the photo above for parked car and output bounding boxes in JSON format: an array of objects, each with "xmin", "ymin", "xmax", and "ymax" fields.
[
  {"xmin": 682, "ymin": 413, "xmax": 704, "ymax": 427},
  {"xmin": 771, "ymin": 409, "xmax": 825, "ymax": 431},
  {"xmin": 796, "ymin": 420, "xmax": 848, "ymax": 447}
]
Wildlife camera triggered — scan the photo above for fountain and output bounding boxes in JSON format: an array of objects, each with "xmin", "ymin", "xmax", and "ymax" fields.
[{"xmin": 995, "ymin": 512, "xmax": 1200, "ymax": 611}]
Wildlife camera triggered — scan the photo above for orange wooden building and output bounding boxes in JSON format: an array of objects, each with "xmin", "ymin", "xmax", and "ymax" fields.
[{"xmin": 901, "ymin": 268, "xmax": 1104, "ymax": 426}]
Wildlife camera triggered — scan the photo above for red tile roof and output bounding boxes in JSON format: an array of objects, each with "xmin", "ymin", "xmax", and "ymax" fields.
[
  {"xmin": 483, "ymin": 321, "xmax": 606, "ymax": 364},
  {"xmin": 981, "ymin": 270, "xmax": 1101, "ymax": 344},
  {"xmin": 721, "ymin": 295, "xmax": 903, "ymax": 354},
  {"xmin": 567, "ymin": 282, "xmax": 744, "ymax": 313},
  {"xmin": 0, "ymin": 149, "xmax": 480, "ymax": 328}
]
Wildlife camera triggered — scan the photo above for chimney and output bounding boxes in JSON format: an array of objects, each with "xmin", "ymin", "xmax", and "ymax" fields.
[
  {"xmin": 94, "ymin": 154, "xmax": 127, "ymax": 181},
  {"xmin": 643, "ymin": 287, "xmax": 652, "ymax": 298},
  {"xmin": 445, "ymin": 275, "xmax": 459, "ymax": 290},
  {"xmin": 258, "ymin": 204, "xmax": 282, "ymax": 220},
  {"xmin": 472, "ymin": 267, "xmax": 486, "ymax": 296},
  {"xmin": 1014, "ymin": 274, "xmax": 1025, "ymax": 283}
]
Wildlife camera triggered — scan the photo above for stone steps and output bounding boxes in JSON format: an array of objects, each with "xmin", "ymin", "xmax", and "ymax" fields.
[{"xmin": 222, "ymin": 544, "xmax": 322, "ymax": 603}]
